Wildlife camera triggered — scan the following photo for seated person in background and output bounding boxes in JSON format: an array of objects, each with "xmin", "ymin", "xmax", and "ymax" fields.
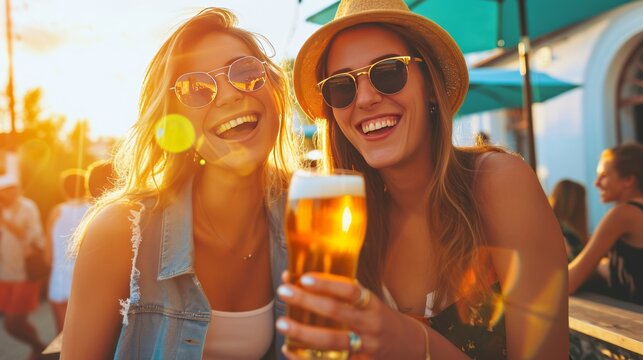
[
  {"xmin": 474, "ymin": 131, "xmax": 491, "ymax": 147},
  {"xmin": 569, "ymin": 143, "xmax": 643, "ymax": 305},
  {"xmin": 46, "ymin": 169, "xmax": 91, "ymax": 332},
  {"xmin": 549, "ymin": 179, "xmax": 589, "ymax": 261}
]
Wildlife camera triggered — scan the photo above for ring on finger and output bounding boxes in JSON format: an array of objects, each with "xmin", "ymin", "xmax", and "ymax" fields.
[
  {"xmin": 348, "ymin": 331, "xmax": 363, "ymax": 353},
  {"xmin": 354, "ymin": 285, "xmax": 371, "ymax": 309}
]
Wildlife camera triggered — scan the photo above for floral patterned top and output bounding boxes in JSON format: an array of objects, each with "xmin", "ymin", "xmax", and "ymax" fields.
[
  {"xmin": 383, "ymin": 282, "xmax": 507, "ymax": 359},
  {"xmin": 428, "ymin": 282, "xmax": 507, "ymax": 359}
]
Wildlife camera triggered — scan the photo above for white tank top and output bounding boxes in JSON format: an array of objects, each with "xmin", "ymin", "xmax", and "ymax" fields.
[
  {"xmin": 49, "ymin": 201, "xmax": 90, "ymax": 302},
  {"xmin": 202, "ymin": 299, "xmax": 275, "ymax": 360}
]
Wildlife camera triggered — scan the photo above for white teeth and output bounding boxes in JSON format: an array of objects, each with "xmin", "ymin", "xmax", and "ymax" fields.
[
  {"xmin": 361, "ymin": 116, "xmax": 398, "ymax": 134},
  {"xmin": 215, "ymin": 114, "xmax": 258, "ymax": 135}
]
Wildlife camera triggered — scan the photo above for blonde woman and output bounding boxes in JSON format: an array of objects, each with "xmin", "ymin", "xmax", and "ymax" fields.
[
  {"xmin": 276, "ymin": 0, "xmax": 568, "ymax": 359},
  {"xmin": 62, "ymin": 8, "xmax": 300, "ymax": 359}
]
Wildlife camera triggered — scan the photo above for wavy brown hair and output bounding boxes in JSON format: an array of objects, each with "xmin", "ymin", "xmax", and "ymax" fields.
[
  {"xmin": 315, "ymin": 23, "xmax": 502, "ymax": 313},
  {"xmin": 72, "ymin": 8, "xmax": 301, "ymax": 253},
  {"xmin": 549, "ymin": 179, "xmax": 588, "ymax": 242}
]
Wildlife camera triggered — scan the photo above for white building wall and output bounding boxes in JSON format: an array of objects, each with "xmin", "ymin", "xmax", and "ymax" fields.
[{"xmin": 457, "ymin": 1, "xmax": 643, "ymax": 230}]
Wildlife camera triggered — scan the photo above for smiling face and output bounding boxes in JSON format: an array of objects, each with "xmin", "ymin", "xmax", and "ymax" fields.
[
  {"xmin": 173, "ymin": 32, "xmax": 279, "ymax": 175},
  {"xmin": 594, "ymin": 153, "xmax": 632, "ymax": 203},
  {"xmin": 325, "ymin": 25, "xmax": 431, "ymax": 171}
]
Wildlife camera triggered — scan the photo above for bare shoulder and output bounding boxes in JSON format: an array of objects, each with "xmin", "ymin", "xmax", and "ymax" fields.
[
  {"xmin": 601, "ymin": 201, "xmax": 643, "ymax": 229},
  {"xmin": 474, "ymin": 152, "xmax": 561, "ymax": 250},
  {"xmin": 475, "ymin": 152, "xmax": 540, "ymax": 201},
  {"xmin": 610, "ymin": 201, "xmax": 643, "ymax": 217},
  {"xmin": 64, "ymin": 200, "xmax": 143, "ymax": 359},
  {"xmin": 79, "ymin": 201, "xmax": 141, "ymax": 255},
  {"xmin": 48, "ymin": 204, "xmax": 63, "ymax": 220},
  {"xmin": 74, "ymin": 201, "xmax": 144, "ymax": 284},
  {"xmin": 46, "ymin": 204, "xmax": 63, "ymax": 229}
]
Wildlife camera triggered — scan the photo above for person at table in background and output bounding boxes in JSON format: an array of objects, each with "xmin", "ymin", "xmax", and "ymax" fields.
[
  {"xmin": 569, "ymin": 143, "xmax": 643, "ymax": 305},
  {"xmin": 85, "ymin": 159, "xmax": 116, "ymax": 200},
  {"xmin": 549, "ymin": 179, "xmax": 589, "ymax": 262},
  {"xmin": 277, "ymin": 0, "xmax": 569, "ymax": 358},
  {"xmin": 0, "ymin": 174, "xmax": 47, "ymax": 359},
  {"xmin": 62, "ymin": 8, "xmax": 300, "ymax": 359},
  {"xmin": 45, "ymin": 169, "xmax": 91, "ymax": 333},
  {"xmin": 474, "ymin": 131, "xmax": 491, "ymax": 147}
]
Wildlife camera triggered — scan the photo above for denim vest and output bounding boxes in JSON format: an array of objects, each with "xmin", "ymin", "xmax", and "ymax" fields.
[{"xmin": 113, "ymin": 180, "xmax": 287, "ymax": 359}]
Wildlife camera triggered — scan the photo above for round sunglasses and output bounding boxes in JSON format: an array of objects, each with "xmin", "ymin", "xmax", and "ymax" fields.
[
  {"xmin": 317, "ymin": 55, "xmax": 423, "ymax": 109},
  {"xmin": 170, "ymin": 56, "xmax": 267, "ymax": 109}
]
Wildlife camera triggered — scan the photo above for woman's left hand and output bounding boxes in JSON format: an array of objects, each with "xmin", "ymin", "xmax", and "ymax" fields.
[{"xmin": 275, "ymin": 271, "xmax": 425, "ymax": 359}]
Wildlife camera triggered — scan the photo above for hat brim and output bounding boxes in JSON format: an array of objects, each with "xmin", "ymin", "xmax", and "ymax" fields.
[{"xmin": 294, "ymin": 9, "xmax": 469, "ymax": 121}]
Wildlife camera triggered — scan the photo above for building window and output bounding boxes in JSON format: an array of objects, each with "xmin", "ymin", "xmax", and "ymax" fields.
[{"xmin": 617, "ymin": 40, "xmax": 643, "ymax": 144}]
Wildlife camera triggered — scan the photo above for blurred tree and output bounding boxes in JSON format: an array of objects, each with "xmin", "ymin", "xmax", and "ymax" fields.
[
  {"xmin": 65, "ymin": 119, "xmax": 94, "ymax": 169},
  {"xmin": 17, "ymin": 88, "xmax": 94, "ymax": 227}
]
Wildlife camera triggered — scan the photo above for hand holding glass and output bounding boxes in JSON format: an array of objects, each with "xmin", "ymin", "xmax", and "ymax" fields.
[{"xmin": 284, "ymin": 169, "xmax": 367, "ymax": 359}]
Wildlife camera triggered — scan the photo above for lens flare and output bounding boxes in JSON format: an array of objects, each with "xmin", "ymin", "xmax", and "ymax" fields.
[
  {"xmin": 519, "ymin": 269, "xmax": 567, "ymax": 359},
  {"xmin": 154, "ymin": 114, "xmax": 195, "ymax": 153},
  {"xmin": 342, "ymin": 206, "xmax": 352, "ymax": 232}
]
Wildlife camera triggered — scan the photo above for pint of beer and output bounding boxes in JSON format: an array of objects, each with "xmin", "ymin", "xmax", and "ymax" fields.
[{"xmin": 285, "ymin": 169, "xmax": 367, "ymax": 359}]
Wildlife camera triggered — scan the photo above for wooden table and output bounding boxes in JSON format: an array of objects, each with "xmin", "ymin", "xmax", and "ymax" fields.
[{"xmin": 569, "ymin": 292, "xmax": 643, "ymax": 355}]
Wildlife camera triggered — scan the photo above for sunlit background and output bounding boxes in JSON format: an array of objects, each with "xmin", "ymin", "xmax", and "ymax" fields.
[{"xmin": 0, "ymin": 0, "xmax": 336, "ymax": 138}]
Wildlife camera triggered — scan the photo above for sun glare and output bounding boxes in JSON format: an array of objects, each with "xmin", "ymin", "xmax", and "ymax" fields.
[{"xmin": 154, "ymin": 113, "xmax": 195, "ymax": 153}]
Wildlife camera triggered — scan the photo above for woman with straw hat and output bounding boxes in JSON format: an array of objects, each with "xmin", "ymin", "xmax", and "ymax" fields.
[{"xmin": 276, "ymin": 0, "xmax": 569, "ymax": 358}]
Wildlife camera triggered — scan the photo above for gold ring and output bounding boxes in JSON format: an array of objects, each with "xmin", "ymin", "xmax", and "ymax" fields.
[
  {"xmin": 354, "ymin": 285, "xmax": 371, "ymax": 309},
  {"xmin": 348, "ymin": 331, "xmax": 362, "ymax": 353}
]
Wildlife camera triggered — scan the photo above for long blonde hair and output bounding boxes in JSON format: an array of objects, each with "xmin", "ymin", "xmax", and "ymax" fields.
[
  {"xmin": 72, "ymin": 8, "xmax": 301, "ymax": 253},
  {"xmin": 315, "ymin": 24, "xmax": 500, "ymax": 313}
]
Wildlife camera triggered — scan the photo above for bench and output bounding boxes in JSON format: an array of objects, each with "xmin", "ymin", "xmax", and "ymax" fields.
[{"xmin": 569, "ymin": 291, "xmax": 643, "ymax": 358}]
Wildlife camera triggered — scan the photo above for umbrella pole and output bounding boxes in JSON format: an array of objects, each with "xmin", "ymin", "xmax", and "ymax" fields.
[{"xmin": 517, "ymin": 0, "xmax": 537, "ymax": 171}]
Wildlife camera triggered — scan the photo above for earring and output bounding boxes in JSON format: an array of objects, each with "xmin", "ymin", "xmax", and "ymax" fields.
[
  {"xmin": 429, "ymin": 103, "xmax": 437, "ymax": 114},
  {"xmin": 193, "ymin": 151, "xmax": 206, "ymax": 166}
]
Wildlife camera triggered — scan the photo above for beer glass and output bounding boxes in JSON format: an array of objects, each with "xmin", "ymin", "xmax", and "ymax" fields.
[{"xmin": 285, "ymin": 169, "xmax": 367, "ymax": 359}]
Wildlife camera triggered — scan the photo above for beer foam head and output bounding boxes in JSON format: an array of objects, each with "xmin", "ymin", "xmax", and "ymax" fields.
[{"xmin": 289, "ymin": 170, "xmax": 365, "ymax": 199}]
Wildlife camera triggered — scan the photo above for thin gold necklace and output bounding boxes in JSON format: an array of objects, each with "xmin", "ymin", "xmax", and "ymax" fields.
[{"xmin": 194, "ymin": 179, "xmax": 263, "ymax": 261}]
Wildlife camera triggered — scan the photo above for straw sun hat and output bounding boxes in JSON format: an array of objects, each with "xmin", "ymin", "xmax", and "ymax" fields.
[{"xmin": 294, "ymin": 0, "xmax": 469, "ymax": 121}]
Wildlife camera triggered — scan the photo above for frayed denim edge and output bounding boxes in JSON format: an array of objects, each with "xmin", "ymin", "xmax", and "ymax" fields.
[{"xmin": 119, "ymin": 201, "xmax": 146, "ymax": 326}]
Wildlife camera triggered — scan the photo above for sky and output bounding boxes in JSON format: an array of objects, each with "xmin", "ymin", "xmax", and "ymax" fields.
[{"xmin": 0, "ymin": 0, "xmax": 337, "ymax": 138}]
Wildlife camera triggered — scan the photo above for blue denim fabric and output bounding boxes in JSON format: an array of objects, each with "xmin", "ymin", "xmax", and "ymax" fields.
[{"xmin": 113, "ymin": 180, "xmax": 287, "ymax": 359}]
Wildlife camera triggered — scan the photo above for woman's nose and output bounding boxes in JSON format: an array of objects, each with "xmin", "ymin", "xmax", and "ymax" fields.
[
  {"xmin": 213, "ymin": 75, "xmax": 243, "ymax": 108},
  {"xmin": 354, "ymin": 75, "xmax": 382, "ymax": 110}
]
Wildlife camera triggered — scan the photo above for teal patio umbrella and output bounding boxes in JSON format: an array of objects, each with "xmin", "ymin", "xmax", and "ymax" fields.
[
  {"xmin": 307, "ymin": 0, "xmax": 631, "ymax": 54},
  {"xmin": 307, "ymin": 0, "xmax": 631, "ymax": 168},
  {"xmin": 459, "ymin": 68, "xmax": 578, "ymax": 116}
]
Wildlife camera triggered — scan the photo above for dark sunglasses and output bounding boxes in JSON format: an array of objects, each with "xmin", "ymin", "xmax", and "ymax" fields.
[
  {"xmin": 317, "ymin": 55, "xmax": 423, "ymax": 109},
  {"xmin": 170, "ymin": 56, "xmax": 267, "ymax": 108}
]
